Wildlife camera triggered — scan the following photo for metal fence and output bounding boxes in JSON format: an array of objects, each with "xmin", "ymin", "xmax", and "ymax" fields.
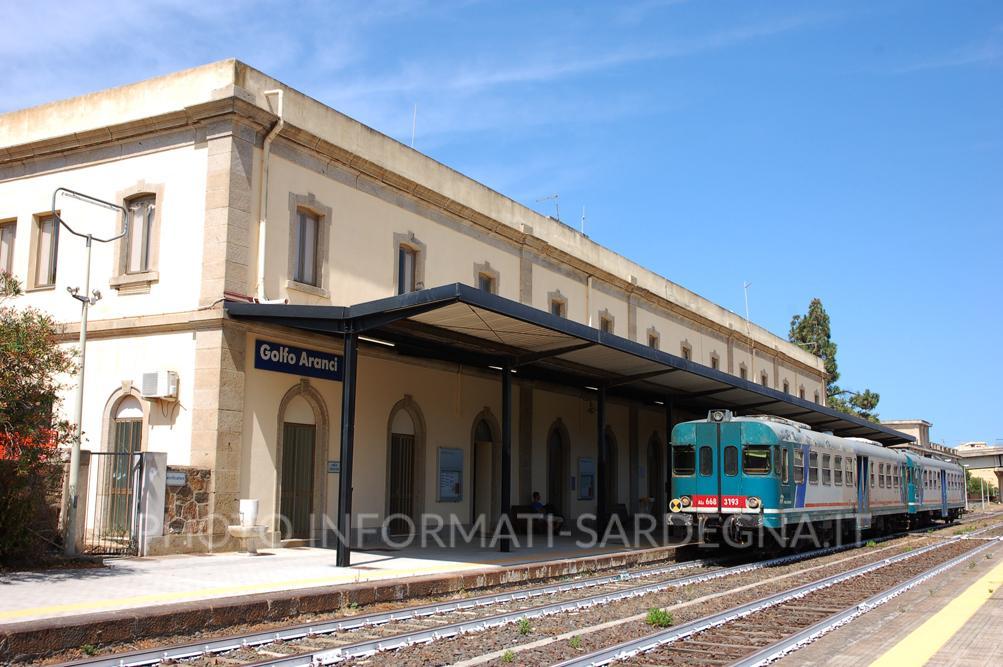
[{"xmin": 84, "ymin": 451, "xmax": 144, "ymax": 555}]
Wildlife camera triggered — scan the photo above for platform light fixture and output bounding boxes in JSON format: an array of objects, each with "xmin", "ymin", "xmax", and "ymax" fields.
[{"xmin": 358, "ymin": 335, "xmax": 395, "ymax": 347}]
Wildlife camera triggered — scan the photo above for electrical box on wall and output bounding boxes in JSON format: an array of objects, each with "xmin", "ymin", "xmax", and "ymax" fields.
[{"xmin": 141, "ymin": 370, "xmax": 178, "ymax": 401}]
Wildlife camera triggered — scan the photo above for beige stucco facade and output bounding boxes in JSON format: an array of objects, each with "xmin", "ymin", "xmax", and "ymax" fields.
[{"xmin": 0, "ymin": 60, "xmax": 826, "ymax": 554}]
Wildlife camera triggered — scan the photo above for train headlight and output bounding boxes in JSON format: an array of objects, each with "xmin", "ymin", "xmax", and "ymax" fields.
[
  {"xmin": 680, "ymin": 495, "xmax": 692, "ymax": 508},
  {"xmin": 747, "ymin": 496, "xmax": 761, "ymax": 509}
]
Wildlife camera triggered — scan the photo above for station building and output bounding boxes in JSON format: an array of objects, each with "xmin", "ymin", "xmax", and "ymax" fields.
[{"xmin": 0, "ymin": 60, "xmax": 912, "ymax": 558}]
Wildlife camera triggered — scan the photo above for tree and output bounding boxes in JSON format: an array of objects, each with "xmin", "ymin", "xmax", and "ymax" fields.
[
  {"xmin": 0, "ymin": 273, "xmax": 76, "ymax": 561},
  {"xmin": 788, "ymin": 298, "xmax": 881, "ymax": 422}
]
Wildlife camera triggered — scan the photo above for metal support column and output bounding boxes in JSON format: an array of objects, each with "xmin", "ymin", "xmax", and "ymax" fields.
[
  {"xmin": 596, "ymin": 385, "xmax": 608, "ymax": 528},
  {"xmin": 500, "ymin": 366, "xmax": 513, "ymax": 552},
  {"xmin": 664, "ymin": 400, "xmax": 674, "ymax": 502},
  {"xmin": 336, "ymin": 332, "xmax": 358, "ymax": 567}
]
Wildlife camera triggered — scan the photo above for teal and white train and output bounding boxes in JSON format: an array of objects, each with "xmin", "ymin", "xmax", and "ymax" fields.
[{"xmin": 667, "ymin": 410, "xmax": 965, "ymax": 543}]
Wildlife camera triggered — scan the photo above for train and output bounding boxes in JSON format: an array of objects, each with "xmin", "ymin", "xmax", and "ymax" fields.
[{"xmin": 667, "ymin": 409, "xmax": 966, "ymax": 545}]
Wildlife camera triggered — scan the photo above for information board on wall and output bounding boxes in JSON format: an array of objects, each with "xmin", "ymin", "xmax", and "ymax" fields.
[{"xmin": 255, "ymin": 339, "xmax": 343, "ymax": 381}]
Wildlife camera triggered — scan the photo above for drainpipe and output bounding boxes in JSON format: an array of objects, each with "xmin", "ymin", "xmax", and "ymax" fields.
[{"xmin": 256, "ymin": 89, "xmax": 285, "ymax": 301}]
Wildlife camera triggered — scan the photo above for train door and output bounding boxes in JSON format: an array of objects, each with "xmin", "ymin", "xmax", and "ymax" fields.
[
  {"xmin": 856, "ymin": 457, "xmax": 869, "ymax": 510},
  {"xmin": 694, "ymin": 422, "xmax": 720, "ymax": 510},
  {"xmin": 940, "ymin": 469, "xmax": 948, "ymax": 518},
  {"xmin": 776, "ymin": 442, "xmax": 794, "ymax": 511}
]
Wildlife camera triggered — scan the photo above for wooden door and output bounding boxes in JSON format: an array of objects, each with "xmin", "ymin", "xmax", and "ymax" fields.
[{"xmin": 281, "ymin": 423, "xmax": 316, "ymax": 540}]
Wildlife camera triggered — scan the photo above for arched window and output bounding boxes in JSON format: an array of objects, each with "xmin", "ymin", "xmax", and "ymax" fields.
[
  {"xmin": 783, "ymin": 380, "xmax": 790, "ymax": 394},
  {"xmin": 125, "ymin": 195, "xmax": 155, "ymax": 275},
  {"xmin": 761, "ymin": 372, "xmax": 769, "ymax": 387},
  {"xmin": 111, "ymin": 396, "xmax": 144, "ymax": 454}
]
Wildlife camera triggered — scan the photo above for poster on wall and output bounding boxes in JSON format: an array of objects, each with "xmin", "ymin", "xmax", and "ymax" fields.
[
  {"xmin": 578, "ymin": 457, "xmax": 595, "ymax": 500},
  {"xmin": 438, "ymin": 447, "xmax": 464, "ymax": 502}
]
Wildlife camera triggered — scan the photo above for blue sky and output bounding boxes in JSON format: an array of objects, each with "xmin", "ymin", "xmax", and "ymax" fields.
[{"xmin": 3, "ymin": 1, "xmax": 1000, "ymax": 444}]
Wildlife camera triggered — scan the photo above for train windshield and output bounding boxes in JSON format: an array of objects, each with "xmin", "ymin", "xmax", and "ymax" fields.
[
  {"xmin": 673, "ymin": 445, "xmax": 695, "ymax": 475},
  {"xmin": 743, "ymin": 445, "xmax": 771, "ymax": 475}
]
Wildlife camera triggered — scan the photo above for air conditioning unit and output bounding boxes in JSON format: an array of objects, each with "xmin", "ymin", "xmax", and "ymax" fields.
[{"xmin": 141, "ymin": 370, "xmax": 179, "ymax": 400}]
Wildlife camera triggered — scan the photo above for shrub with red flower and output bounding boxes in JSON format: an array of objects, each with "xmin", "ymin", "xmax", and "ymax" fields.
[{"xmin": 1, "ymin": 273, "xmax": 76, "ymax": 562}]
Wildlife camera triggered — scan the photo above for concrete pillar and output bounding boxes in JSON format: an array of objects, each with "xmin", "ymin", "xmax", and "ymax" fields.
[
  {"xmin": 628, "ymin": 404, "xmax": 639, "ymax": 515},
  {"xmin": 518, "ymin": 383, "xmax": 533, "ymax": 503}
]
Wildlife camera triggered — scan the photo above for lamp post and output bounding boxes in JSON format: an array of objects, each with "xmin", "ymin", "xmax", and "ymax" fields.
[{"xmin": 54, "ymin": 188, "xmax": 127, "ymax": 555}]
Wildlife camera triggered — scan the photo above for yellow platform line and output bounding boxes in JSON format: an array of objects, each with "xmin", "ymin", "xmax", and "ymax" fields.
[
  {"xmin": 869, "ymin": 550, "xmax": 1003, "ymax": 667},
  {"xmin": 0, "ymin": 543, "xmax": 643, "ymax": 622}
]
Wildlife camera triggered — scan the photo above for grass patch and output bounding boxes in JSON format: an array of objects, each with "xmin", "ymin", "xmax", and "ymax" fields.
[
  {"xmin": 646, "ymin": 608, "xmax": 674, "ymax": 628},
  {"xmin": 501, "ymin": 649, "xmax": 516, "ymax": 663},
  {"xmin": 80, "ymin": 644, "xmax": 98, "ymax": 656},
  {"xmin": 569, "ymin": 636, "xmax": 583, "ymax": 649},
  {"xmin": 866, "ymin": 540, "xmax": 878, "ymax": 547},
  {"xmin": 517, "ymin": 618, "xmax": 532, "ymax": 635}
]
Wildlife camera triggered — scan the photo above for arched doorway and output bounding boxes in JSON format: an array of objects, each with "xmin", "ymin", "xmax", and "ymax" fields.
[
  {"xmin": 471, "ymin": 411, "xmax": 500, "ymax": 529},
  {"xmin": 107, "ymin": 395, "xmax": 144, "ymax": 537},
  {"xmin": 280, "ymin": 395, "xmax": 316, "ymax": 540},
  {"xmin": 276, "ymin": 381, "xmax": 329, "ymax": 543},
  {"xmin": 646, "ymin": 432, "xmax": 664, "ymax": 516},
  {"xmin": 386, "ymin": 397, "xmax": 426, "ymax": 535},
  {"xmin": 546, "ymin": 422, "xmax": 569, "ymax": 516},
  {"xmin": 604, "ymin": 427, "xmax": 619, "ymax": 509}
]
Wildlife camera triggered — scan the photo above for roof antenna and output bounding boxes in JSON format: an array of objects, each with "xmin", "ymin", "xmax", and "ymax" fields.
[
  {"xmin": 580, "ymin": 205, "xmax": 587, "ymax": 235},
  {"xmin": 536, "ymin": 194, "xmax": 560, "ymax": 221},
  {"xmin": 410, "ymin": 103, "xmax": 417, "ymax": 147}
]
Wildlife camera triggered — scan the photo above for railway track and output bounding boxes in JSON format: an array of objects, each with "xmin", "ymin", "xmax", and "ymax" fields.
[
  {"xmin": 55, "ymin": 515, "xmax": 1003, "ymax": 667},
  {"xmin": 556, "ymin": 522, "xmax": 1003, "ymax": 667}
]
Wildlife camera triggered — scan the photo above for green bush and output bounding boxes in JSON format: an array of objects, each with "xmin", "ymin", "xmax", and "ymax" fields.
[{"xmin": 646, "ymin": 608, "xmax": 673, "ymax": 628}]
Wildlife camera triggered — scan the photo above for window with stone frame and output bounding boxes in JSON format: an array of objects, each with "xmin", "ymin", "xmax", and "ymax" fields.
[
  {"xmin": 598, "ymin": 310, "xmax": 614, "ymax": 334},
  {"xmin": 125, "ymin": 195, "xmax": 156, "ymax": 275},
  {"xmin": 680, "ymin": 343, "xmax": 692, "ymax": 361},
  {"xmin": 647, "ymin": 328, "xmax": 660, "ymax": 350},
  {"xmin": 32, "ymin": 213, "xmax": 59, "ymax": 288},
  {"xmin": 710, "ymin": 354, "xmax": 720, "ymax": 370},
  {"xmin": 293, "ymin": 208, "xmax": 321, "ymax": 286},
  {"xmin": 548, "ymin": 290, "xmax": 567, "ymax": 318},
  {"xmin": 0, "ymin": 219, "xmax": 15, "ymax": 275}
]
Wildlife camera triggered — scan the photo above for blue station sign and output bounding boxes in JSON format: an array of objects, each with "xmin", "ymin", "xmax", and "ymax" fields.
[{"xmin": 254, "ymin": 339, "xmax": 343, "ymax": 382}]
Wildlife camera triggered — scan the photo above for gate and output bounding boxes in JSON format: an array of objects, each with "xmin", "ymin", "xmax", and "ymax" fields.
[{"xmin": 84, "ymin": 452, "xmax": 144, "ymax": 555}]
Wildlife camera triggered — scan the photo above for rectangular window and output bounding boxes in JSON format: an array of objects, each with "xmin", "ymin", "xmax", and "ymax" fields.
[
  {"xmin": 578, "ymin": 457, "xmax": 595, "ymax": 500},
  {"xmin": 550, "ymin": 299, "xmax": 566, "ymax": 318},
  {"xmin": 294, "ymin": 210, "xmax": 320, "ymax": 286},
  {"xmin": 0, "ymin": 219, "xmax": 15, "ymax": 274},
  {"xmin": 34, "ymin": 214, "xmax": 59, "ymax": 287},
  {"xmin": 648, "ymin": 333, "xmax": 659, "ymax": 349},
  {"xmin": 681, "ymin": 346, "xmax": 691, "ymax": 361},
  {"xmin": 879, "ymin": 463, "xmax": 885, "ymax": 488},
  {"xmin": 477, "ymin": 272, "xmax": 496, "ymax": 293},
  {"xmin": 126, "ymin": 197, "xmax": 155, "ymax": 274},
  {"xmin": 699, "ymin": 445, "xmax": 713, "ymax": 476},
  {"xmin": 397, "ymin": 245, "xmax": 417, "ymax": 294},
  {"xmin": 673, "ymin": 445, "xmax": 695, "ymax": 476},
  {"xmin": 743, "ymin": 445, "xmax": 771, "ymax": 475},
  {"xmin": 834, "ymin": 455, "xmax": 843, "ymax": 485},
  {"xmin": 740, "ymin": 367, "xmax": 748, "ymax": 380},
  {"xmin": 781, "ymin": 446, "xmax": 789, "ymax": 484},
  {"xmin": 600, "ymin": 316, "xmax": 613, "ymax": 334},
  {"xmin": 437, "ymin": 447, "xmax": 463, "ymax": 502},
  {"xmin": 794, "ymin": 448, "xmax": 805, "ymax": 484},
  {"xmin": 724, "ymin": 446, "xmax": 738, "ymax": 476},
  {"xmin": 711, "ymin": 356, "xmax": 719, "ymax": 370},
  {"xmin": 846, "ymin": 457, "xmax": 854, "ymax": 487},
  {"xmin": 809, "ymin": 450, "xmax": 819, "ymax": 484},
  {"xmin": 821, "ymin": 454, "xmax": 832, "ymax": 485}
]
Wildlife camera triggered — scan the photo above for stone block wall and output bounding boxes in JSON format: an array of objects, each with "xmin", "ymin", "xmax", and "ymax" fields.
[{"xmin": 164, "ymin": 467, "xmax": 212, "ymax": 535}]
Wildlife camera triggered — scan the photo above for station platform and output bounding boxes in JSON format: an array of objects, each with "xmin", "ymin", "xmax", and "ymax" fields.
[
  {"xmin": 0, "ymin": 532, "xmax": 687, "ymax": 660},
  {"xmin": 777, "ymin": 532, "xmax": 1003, "ymax": 667}
]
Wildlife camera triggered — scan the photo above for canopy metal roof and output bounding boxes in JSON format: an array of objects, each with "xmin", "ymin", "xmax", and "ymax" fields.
[{"xmin": 226, "ymin": 283, "xmax": 912, "ymax": 445}]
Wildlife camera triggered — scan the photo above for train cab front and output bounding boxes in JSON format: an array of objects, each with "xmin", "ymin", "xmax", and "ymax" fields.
[{"xmin": 668, "ymin": 409, "xmax": 779, "ymax": 544}]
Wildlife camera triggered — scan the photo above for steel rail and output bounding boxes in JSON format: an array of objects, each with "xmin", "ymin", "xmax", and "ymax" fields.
[
  {"xmin": 58, "ymin": 557, "xmax": 715, "ymax": 667},
  {"xmin": 63, "ymin": 517, "xmax": 1003, "ymax": 667},
  {"xmin": 732, "ymin": 537, "xmax": 1002, "ymax": 667},
  {"xmin": 236, "ymin": 535, "xmax": 916, "ymax": 667},
  {"xmin": 552, "ymin": 528, "xmax": 1003, "ymax": 667}
]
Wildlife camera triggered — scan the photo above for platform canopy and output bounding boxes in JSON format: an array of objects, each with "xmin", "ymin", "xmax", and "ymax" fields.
[{"xmin": 226, "ymin": 283, "xmax": 912, "ymax": 446}]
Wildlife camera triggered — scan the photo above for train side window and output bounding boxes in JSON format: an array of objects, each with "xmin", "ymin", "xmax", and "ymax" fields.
[
  {"xmin": 794, "ymin": 449, "xmax": 805, "ymax": 484},
  {"xmin": 846, "ymin": 457, "xmax": 854, "ymax": 487},
  {"xmin": 870, "ymin": 468, "xmax": 874, "ymax": 488},
  {"xmin": 699, "ymin": 446, "xmax": 713, "ymax": 476},
  {"xmin": 879, "ymin": 464, "xmax": 885, "ymax": 488},
  {"xmin": 724, "ymin": 446, "xmax": 738, "ymax": 476},
  {"xmin": 809, "ymin": 451, "xmax": 819, "ymax": 484},
  {"xmin": 743, "ymin": 445, "xmax": 771, "ymax": 475},
  {"xmin": 834, "ymin": 455, "xmax": 843, "ymax": 485},
  {"xmin": 821, "ymin": 454, "xmax": 832, "ymax": 485},
  {"xmin": 673, "ymin": 445, "xmax": 695, "ymax": 476},
  {"xmin": 781, "ymin": 447, "xmax": 790, "ymax": 484}
]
